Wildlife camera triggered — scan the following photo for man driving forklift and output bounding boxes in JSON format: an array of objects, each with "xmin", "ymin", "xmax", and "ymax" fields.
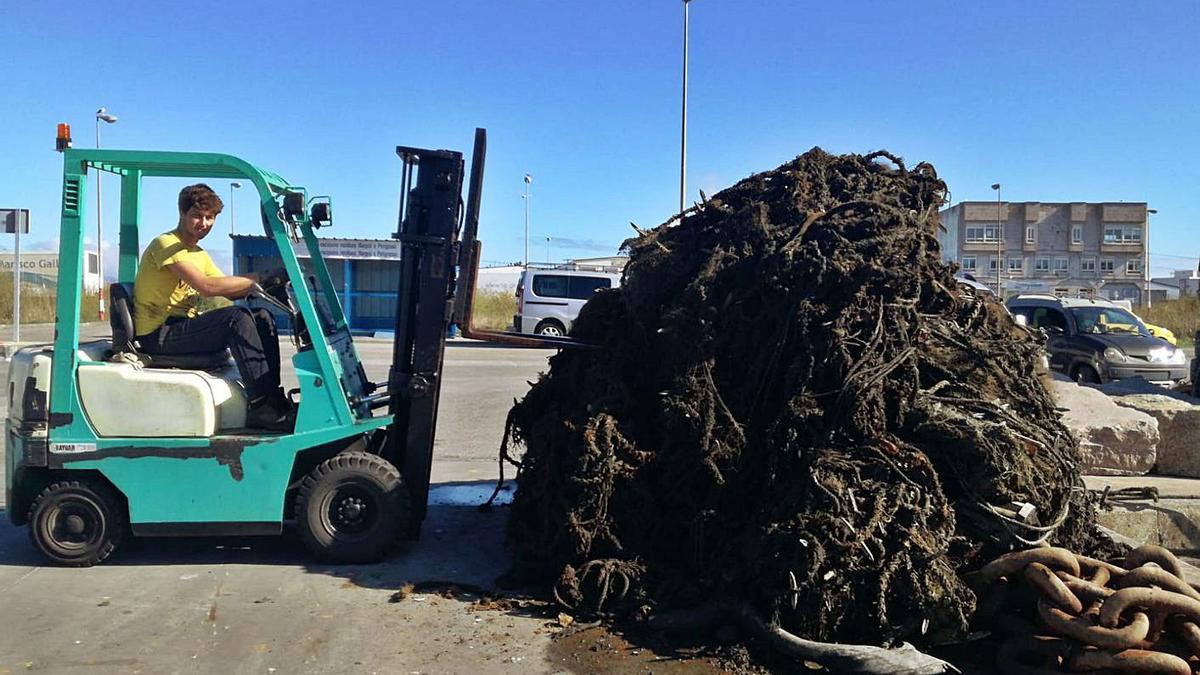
[{"xmin": 133, "ymin": 183, "xmax": 292, "ymax": 430}]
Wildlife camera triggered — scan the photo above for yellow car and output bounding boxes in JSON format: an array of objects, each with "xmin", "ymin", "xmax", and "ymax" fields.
[
  {"xmin": 1097, "ymin": 314, "xmax": 1177, "ymax": 345},
  {"xmin": 1144, "ymin": 322, "xmax": 1177, "ymax": 345}
]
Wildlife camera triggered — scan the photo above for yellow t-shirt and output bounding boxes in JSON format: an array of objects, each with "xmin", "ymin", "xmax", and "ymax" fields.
[{"xmin": 132, "ymin": 231, "xmax": 223, "ymax": 336}]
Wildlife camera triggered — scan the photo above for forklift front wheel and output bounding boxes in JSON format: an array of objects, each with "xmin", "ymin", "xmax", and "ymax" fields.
[
  {"xmin": 27, "ymin": 479, "xmax": 126, "ymax": 567},
  {"xmin": 295, "ymin": 452, "xmax": 410, "ymax": 564}
]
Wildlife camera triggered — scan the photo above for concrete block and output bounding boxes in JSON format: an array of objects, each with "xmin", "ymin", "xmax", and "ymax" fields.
[
  {"xmin": 1085, "ymin": 476, "xmax": 1200, "ymax": 556},
  {"xmin": 1051, "ymin": 378, "xmax": 1159, "ymax": 475},
  {"xmin": 1098, "ymin": 380, "xmax": 1200, "ymax": 478}
]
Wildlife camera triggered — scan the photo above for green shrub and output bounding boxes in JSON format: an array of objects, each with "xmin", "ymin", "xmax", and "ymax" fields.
[
  {"xmin": 1140, "ymin": 297, "xmax": 1199, "ymax": 348},
  {"xmin": 0, "ymin": 276, "xmax": 100, "ymax": 324},
  {"xmin": 470, "ymin": 288, "xmax": 516, "ymax": 331}
]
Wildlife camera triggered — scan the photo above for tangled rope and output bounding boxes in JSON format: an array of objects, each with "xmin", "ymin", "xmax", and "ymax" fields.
[{"xmin": 500, "ymin": 148, "xmax": 1117, "ymax": 657}]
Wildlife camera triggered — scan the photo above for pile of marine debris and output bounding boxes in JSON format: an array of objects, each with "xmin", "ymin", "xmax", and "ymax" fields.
[{"xmin": 497, "ymin": 148, "xmax": 1120, "ymax": 670}]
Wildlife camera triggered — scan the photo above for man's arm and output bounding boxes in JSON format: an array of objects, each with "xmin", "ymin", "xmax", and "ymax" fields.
[{"xmin": 167, "ymin": 260, "xmax": 259, "ymax": 299}]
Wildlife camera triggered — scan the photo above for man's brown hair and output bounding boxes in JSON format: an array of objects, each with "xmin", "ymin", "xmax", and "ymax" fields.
[{"xmin": 178, "ymin": 184, "xmax": 224, "ymax": 215}]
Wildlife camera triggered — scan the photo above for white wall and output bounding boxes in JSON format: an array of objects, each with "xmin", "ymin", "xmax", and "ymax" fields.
[{"xmin": 475, "ymin": 265, "xmax": 523, "ymax": 292}]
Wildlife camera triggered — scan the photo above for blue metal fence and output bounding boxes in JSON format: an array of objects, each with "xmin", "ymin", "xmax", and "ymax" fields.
[{"xmin": 231, "ymin": 235, "xmax": 400, "ymax": 334}]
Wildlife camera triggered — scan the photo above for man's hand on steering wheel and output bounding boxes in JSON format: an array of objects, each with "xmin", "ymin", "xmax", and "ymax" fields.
[{"xmin": 257, "ymin": 267, "xmax": 289, "ymax": 292}]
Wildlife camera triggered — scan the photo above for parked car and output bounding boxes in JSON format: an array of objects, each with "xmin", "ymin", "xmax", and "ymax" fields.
[
  {"xmin": 1006, "ymin": 294, "xmax": 1188, "ymax": 384},
  {"xmin": 513, "ymin": 268, "xmax": 622, "ymax": 336},
  {"xmin": 954, "ymin": 273, "xmax": 996, "ymax": 297},
  {"xmin": 1144, "ymin": 323, "xmax": 1178, "ymax": 345}
]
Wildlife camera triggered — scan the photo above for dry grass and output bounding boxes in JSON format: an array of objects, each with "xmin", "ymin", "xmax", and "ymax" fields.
[
  {"xmin": 1140, "ymin": 297, "xmax": 1199, "ymax": 348},
  {"xmin": 469, "ymin": 288, "xmax": 517, "ymax": 331},
  {"xmin": 0, "ymin": 277, "xmax": 100, "ymax": 324}
]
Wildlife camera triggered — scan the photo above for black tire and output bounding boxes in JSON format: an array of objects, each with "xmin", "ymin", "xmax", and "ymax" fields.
[
  {"xmin": 1071, "ymin": 364, "xmax": 1102, "ymax": 384},
  {"xmin": 534, "ymin": 320, "xmax": 565, "ymax": 337},
  {"xmin": 295, "ymin": 452, "xmax": 409, "ymax": 564},
  {"xmin": 27, "ymin": 479, "xmax": 125, "ymax": 567}
]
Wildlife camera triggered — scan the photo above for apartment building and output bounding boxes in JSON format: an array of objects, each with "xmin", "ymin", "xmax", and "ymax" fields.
[{"xmin": 938, "ymin": 201, "xmax": 1149, "ymax": 303}]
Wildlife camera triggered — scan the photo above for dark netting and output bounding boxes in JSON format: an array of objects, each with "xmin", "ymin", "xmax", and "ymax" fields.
[{"xmin": 499, "ymin": 148, "xmax": 1113, "ymax": 648}]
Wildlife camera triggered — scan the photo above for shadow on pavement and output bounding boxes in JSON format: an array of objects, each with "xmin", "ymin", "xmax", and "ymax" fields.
[
  {"xmin": 445, "ymin": 339, "xmax": 559, "ymax": 350},
  {"xmin": 0, "ymin": 480, "xmax": 521, "ymax": 582}
]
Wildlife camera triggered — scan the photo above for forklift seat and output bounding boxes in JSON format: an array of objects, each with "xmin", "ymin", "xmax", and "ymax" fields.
[{"xmin": 109, "ymin": 282, "xmax": 232, "ymax": 370}]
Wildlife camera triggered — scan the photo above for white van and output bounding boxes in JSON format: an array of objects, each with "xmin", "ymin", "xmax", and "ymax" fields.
[{"xmin": 513, "ymin": 268, "xmax": 622, "ymax": 336}]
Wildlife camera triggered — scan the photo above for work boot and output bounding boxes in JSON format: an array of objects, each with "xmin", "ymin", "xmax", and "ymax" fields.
[
  {"xmin": 247, "ymin": 396, "xmax": 292, "ymax": 432},
  {"xmin": 270, "ymin": 387, "xmax": 295, "ymax": 414},
  {"xmin": 270, "ymin": 387, "xmax": 298, "ymax": 427}
]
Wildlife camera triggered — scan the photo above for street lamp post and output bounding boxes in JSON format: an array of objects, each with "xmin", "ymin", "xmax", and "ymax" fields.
[
  {"xmin": 523, "ymin": 174, "xmax": 532, "ymax": 268},
  {"xmin": 991, "ymin": 183, "xmax": 1002, "ymax": 296},
  {"xmin": 680, "ymin": 0, "xmax": 691, "ymax": 215},
  {"xmin": 95, "ymin": 107, "xmax": 118, "ymax": 321},
  {"xmin": 230, "ymin": 182, "xmax": 243, "ymax": 237},
  {"xmin": 230, "ymin": 182, "xmax": 242, "ymax": 237},
  {"xmin": 546, "ymin": 236, "xmax": 552, "ymax": 265},
  {"xmin": 1146, "ymin": 208, "xmax": 1157, "ymax": 308}
]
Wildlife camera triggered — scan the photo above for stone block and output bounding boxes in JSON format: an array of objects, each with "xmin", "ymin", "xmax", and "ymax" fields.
[
  {"xmin": 1050, "ymin": 378, "xmax": 1159, "ymax": 475},
  {"xmin": 1098, "ymin": 382, "xmax": 1200, "ymax": 478}
]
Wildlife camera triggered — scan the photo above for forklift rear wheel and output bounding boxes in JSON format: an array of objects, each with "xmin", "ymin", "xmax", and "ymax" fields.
[
  {"xmin": 27, "ymin": 479, "xmax": 125, "ymax": 567},
  {"xmin": 534, "ymin": 320, "xmax": 565, "ymax": 337},
  {"xmin": 295, "ymin": 452, "xmax": 410, "ymax": 563}
]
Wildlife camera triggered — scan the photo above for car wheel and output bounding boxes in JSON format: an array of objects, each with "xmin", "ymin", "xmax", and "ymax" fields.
[
  {"xmin": 1071, "ymin": 364, "xmax": 1102, "ymax": 384},
  {"xmin": 295, "ymin": 451, "xmax": 409, "ymax": 564},
  {"xmin": 27, "ymin": 479, "xmax": 126, "ymax": 567},
  {"xmin": 534, "ymin": 320, "xmax": 565, "ymax": 337}
]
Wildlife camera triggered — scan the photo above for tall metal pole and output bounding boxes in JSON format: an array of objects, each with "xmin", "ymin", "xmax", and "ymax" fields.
[
  {"xmin": 94, "ymin": 107, "xmax": 118, "ymax": 320},
  {"xmin": 13, "ymin": 209, "xmax": 23, "ymax": 342},
  {"xmin": 546, "ymin": 236, "xmax": 551, "ymax": 264},
  {"xmin": 523, "ymin": 173, "xmax": 532, "ymax": 267},
  {"xmin": 230, "ymin": 181, "xmax": 242, "ymax": 237},
  {"xmin": 95, "ymin": 115, "xmax": 105, "ymax": 320},
  {"xmin": 991, "ymin": 183, "xmax": 1002, "ymax": 296},
  {"xmin": 1146, "ymin": 208, "xmax": 1157, "ymax": 308},
  {"xmin": 680, "ymin": 0, "xmax": 690, "ymax": 214}
]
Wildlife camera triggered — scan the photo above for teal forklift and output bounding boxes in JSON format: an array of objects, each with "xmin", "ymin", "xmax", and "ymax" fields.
[{"xmin": 5, "ymin": 127, "xmax": 498, "ymax": 566}]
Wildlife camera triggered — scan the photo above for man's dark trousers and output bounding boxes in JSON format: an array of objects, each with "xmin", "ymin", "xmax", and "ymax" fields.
[{"xmin": 138, "ymin": 306, "xmax": 281, "ymax": 402}]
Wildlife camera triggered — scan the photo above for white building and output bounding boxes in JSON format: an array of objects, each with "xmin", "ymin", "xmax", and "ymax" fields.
[{"xmin": 0, "ymin": 251, "xmax": 100, "ymax": 292}]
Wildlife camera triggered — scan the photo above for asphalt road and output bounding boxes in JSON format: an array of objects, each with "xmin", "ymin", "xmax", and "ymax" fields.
[{"xmin": 0, "ymin": 334, "xmax": 609, "ymax": 675}]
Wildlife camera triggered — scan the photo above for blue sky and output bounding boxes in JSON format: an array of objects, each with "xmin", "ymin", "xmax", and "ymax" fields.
[{"xmin": 0, "ymin": 1, "xmax": 1196, "ymax": 276}]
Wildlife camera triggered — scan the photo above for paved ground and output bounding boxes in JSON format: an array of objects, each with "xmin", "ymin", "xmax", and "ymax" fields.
[{"xmin": 0, "ymin": 330, "xmax": 623, "ymax": 674}]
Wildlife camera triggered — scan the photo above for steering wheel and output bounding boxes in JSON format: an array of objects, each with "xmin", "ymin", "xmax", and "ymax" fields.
[{"xmin": 250, "ymin": 281, "xmax": 313, "ymax": 349}]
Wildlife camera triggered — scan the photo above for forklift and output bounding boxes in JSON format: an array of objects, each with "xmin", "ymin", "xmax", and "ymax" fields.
[{"xmin": 4, "ymin": 127, "xmax": 523, "ymax": 566}]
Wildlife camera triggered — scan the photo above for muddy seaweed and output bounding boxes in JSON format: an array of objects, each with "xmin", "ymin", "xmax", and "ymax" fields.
[{"xmin": 500, "ymin": 148, "xmax": 1112, "ymax": 649}]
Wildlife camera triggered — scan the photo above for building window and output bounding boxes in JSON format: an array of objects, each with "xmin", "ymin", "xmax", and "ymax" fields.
[
  {"xmin": 1025, "ymin": 226, "xmax": 1036, "ymax": 244},
  {"xmin": 1007, "ymin": 257, "xmax": 1023, "ymax": 273},
  {"xmin": 1103, "ymin": 226, "xmax": 1142, "ymax": 244},
  {"xmin": 965, "ymin": 225, "xmax": 1004, "ymax": 243},
  {"xmin": 1054, "ymin": 258, "xmax": 1069, "ymax": 275},
  {"xmin": 1106, "ymin": 287, "xmax": 1139, "ymax": 301},
  {"xmin": 1126, "ymin": 259, "xmax": 1142, "ymax": 274},
  {"xmin": 1053, "ymin": 287, "xmax": 1070, "ymax": 297},
  {"xmin": 1035, "ymin": 257, "xmax": 1050, "ymax": 272},
  {"xmin": 989, "ymin": 257, "xmax": 1001, "ymax": 272},
  {"xmin": 1100, "ymin": 259, "xmax": 1115, "ymax": 274},
  {"xmin": 1081, "ymin": 257, "xmax": 1097, "ymax": 273},
  {"xmin": 1071, "ymin": 225, "xmax": 1082, "ymax": 244},
  {"xmin": 961, "ymin": 256, "xmax": 977, "ymax": 272}
]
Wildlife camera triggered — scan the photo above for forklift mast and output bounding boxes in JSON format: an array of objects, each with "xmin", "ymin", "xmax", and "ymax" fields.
[{"xmin": 384, "ymin": 129, "xmax": 486, "ymax": 530}]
